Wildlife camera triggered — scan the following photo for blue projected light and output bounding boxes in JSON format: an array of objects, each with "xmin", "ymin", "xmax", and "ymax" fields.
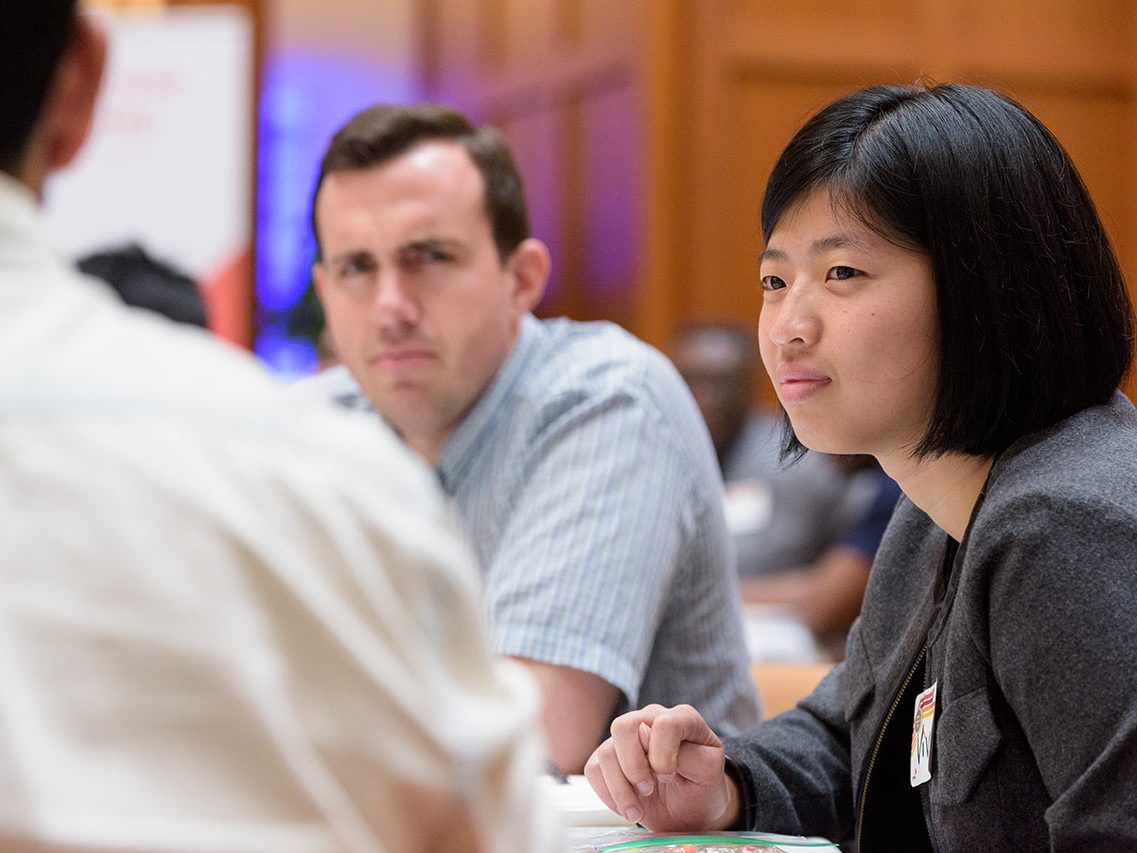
[{"xmin": 254, "ymin": 51, "xmax": 417, "ymax": 377}]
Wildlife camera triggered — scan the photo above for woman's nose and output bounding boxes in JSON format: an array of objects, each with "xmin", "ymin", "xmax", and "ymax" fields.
[{"xmin": 765, "ymin": 287, "xmax": 820, "ymax": 350}]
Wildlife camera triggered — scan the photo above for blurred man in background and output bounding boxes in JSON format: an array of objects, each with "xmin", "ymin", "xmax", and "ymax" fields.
[
  {"xmin": 1, "ymin": 5, "xmax": 554, "ymax": 850},
  {"xmin": 307, "ymin": 104, "xmax": 760, "ymax": 773},
  {"xmin": 670, "ymin": 321, "xmax": 871, "ymax": 576},
  {"xmin": 740, "ymin": 453, "xmax": 901, "ymax": 658},
  {"xmin": 670, "ymin": 321, "xmax": 899, "ymax": 658}
]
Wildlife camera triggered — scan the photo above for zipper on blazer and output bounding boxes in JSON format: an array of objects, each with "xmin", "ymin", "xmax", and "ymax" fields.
[{"xmin": 855, "ymin": 643, "xmax": 927, "ymax": 853}]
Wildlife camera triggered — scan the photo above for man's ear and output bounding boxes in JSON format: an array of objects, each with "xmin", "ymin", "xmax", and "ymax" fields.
[
  {"xmin": 42, "ymin": 14, "xmax": 108, "ymax": 173},
  {"xmin": 505, "ymin": 238, "xmax": 550, "ymax": 314},
  {"xmin": 311, "ymin": 261, "xmax": 328, "ymax": 306}
]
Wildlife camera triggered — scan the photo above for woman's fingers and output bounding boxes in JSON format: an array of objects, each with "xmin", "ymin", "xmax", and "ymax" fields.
[
  {"xmin": 582, "ymin": 738, "xmax": 620, "ymax": 815},
  {"xmin": 585, "ymin": 704, "xmax": 727, "ymax": 830},
  {"xmin": 584, "ymin": 705, "xmax": 666, "ymax": 822},
  {"xmin": 610, "ymin": 710, "xmax": 662, "ymax": 798},
  {"xmin": 646, "ymin": 704, "xmax": 722, "ymax": 784}
]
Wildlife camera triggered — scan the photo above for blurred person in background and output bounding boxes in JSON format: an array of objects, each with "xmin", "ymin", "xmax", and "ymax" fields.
[
  {"xmin": 287, "ymin": 276, "xmax": 342, "ymax": 370},
  {"xmin": 0, "ymin": 4, "xmax": 555, "ymax": 851},
  {"xmin": 306, "ymin": 103, "xmax": 759, "ymax": 773},
  {"xmin": 78, "ymin": 241, "xmax": 208, "ymax": 327},
  {"xmin": 670, "ymin": 321, "xmax": 898, "ymax": 658},
  {"xmin": 741, "ymin": 454, "xmax": 900, "ymax": 659},
  {"xmin": 669, "ymin": 320, "xmax": 874, "ymax": 577}
]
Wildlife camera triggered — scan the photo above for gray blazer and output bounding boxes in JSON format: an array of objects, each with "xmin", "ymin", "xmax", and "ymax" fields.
[{"xmin": 725, "ymin": 393, "xmax": 1137, "ymax": 851}]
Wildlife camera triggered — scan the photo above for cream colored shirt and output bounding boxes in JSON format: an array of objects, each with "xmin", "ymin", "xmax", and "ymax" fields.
[{"xmin": 0, "ymin": 173, "xmax": 557, "ymax": 853}]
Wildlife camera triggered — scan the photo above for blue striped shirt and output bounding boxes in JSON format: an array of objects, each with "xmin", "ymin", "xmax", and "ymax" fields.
[{"xmin": 314, "ymin": 314, "xmax": 760, "ymax": 735}]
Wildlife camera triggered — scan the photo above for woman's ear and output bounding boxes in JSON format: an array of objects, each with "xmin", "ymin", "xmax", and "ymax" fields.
[{"xmin": 505, "ymin": 238, "xmax": 551, "ymax": 314}]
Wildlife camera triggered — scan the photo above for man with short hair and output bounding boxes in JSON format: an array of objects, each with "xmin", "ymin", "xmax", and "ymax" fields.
[
  {"xmin": 1, "ymin": 5, "xmax": 553, "ymax": 850},
  {"xmin": 309, "ymin": 104, "xmax": 760, "ymax": 773}
]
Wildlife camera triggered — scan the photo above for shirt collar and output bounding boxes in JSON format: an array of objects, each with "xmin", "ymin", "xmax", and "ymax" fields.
[
  {"xmin": 0, "ymin": 172, "xmax": 51, "ymax": 264},
  {"xmin": 435, "ymin": 313, "xmax": 543, "ymax": 493}
]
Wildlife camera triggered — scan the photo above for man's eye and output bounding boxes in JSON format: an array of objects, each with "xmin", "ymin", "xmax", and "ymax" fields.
[
  {"xmin": 339, "ymin": 257, "xmax": 374, "ymax": 277},
  {"xmin": 403, "ymin": 248, "xmax": 451, "ymax": 269},
  {"xmin": 760, "ymin": 275, "xmax": 786, "ymax": 291},
  {"xmin": 829, "ymin": 265, "xmax": 860, "ymax": 280}
]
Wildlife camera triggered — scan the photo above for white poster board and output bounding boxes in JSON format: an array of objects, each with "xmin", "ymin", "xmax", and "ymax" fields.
[{"xmin": 43, "ymin": 5, "xmax": 254, "ymax": 343}]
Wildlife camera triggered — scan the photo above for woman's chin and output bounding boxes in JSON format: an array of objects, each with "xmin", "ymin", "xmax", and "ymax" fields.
[{"xmin": 790, "ymin": 425, "xmax": 853, "ymax": 456}]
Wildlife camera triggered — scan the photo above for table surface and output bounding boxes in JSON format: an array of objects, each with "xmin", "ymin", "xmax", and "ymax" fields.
[{"xmin": 545, "ymin": 775, "xmax": 838, "ymax": 851}]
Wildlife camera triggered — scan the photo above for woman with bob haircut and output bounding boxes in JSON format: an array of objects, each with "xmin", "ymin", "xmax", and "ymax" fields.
[{"xmin": 584, "ymin": 82, "xmax": 1137, "ymax": 850}]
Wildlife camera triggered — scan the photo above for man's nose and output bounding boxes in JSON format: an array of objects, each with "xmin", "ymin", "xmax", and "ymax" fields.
[{"xmin": 370, "ymin": 271, "xmax": 419, "ymax": 332}]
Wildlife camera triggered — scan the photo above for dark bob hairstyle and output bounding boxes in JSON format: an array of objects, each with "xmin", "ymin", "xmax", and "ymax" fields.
[{"xmin": 763, "ymin": 83, "xmax": 1134, "ymax": 458}]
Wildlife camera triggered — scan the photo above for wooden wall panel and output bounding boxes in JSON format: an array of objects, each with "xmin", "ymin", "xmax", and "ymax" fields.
[
  {"xmin": 690, "ymin": 78, "xmax": 858, "ymax": 325},
  {"xmin": 495, "ymin": 109, "xmax": 568, "ymax": 305},
  {"xmin": 422, "ymin": 0, "xmax": 645, "ymax": 325},
  {"xmin": 956, "ymin": 0, "xmax": 1130, "ymax": 84},
  {"xmin": 668, "ymin": 0, "xmax": 1137, "ymax": 402},
  {"xmin": 577, "ymin": 0, "xmax": 640, "ymax": 54},
  {"xmin": 423, "ymin": 0, "xmax": 482, "ymax": 80},
  {"xmin": 422, "ymin": 0, "xmax": 1137, "ymax": 400},
  {"xmin": 579, "ymin": 84, "xmax": 641, "ymax": 325},
  {"xmin": 721, "ymin": 0, "xmax": 922, "ymax": 75},
  {"xmin": 497, "ymin": 0, "xmax": 558, "ymax": 70}
]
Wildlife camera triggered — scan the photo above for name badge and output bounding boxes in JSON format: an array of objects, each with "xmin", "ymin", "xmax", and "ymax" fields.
[
  {"xmin": 722, "ymin": 481, "xmax": 773, "ymax": 534},
  {"xmin": 910, "ymin": 681, "xmax": 937, "ymax": 787}
]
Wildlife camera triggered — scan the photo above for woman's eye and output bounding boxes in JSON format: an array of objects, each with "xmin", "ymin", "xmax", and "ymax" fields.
[
  {"xmin": 760, "ymin": 275, "xmax": 786, "ymax": 291},
  {"xmin": 829, "ymin": 265, "xmax": 860, "ymax": 280}
]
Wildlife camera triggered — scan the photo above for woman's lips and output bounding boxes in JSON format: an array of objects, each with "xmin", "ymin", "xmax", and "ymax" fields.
[{"xmin": 775, "ymin": 366, "xmax": 831, "ymax": 402}]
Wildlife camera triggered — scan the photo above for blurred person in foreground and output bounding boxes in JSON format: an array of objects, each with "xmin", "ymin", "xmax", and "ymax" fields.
[
  {"xmin": 306, "ymin": 104, "xmax": 759, "ymax": 773},
  {"xmin": 585, "ymin": 83, "xmax": 1137, "ymax": 849},
  {"xmin": 0, "ymin": 4, "xmax": 555, "ymax": 851}
]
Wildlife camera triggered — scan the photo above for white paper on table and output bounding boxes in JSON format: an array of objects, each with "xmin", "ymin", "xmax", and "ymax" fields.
[{"xmin": 539, "ymin": 775, "xmax": 636, "ymax": 827}]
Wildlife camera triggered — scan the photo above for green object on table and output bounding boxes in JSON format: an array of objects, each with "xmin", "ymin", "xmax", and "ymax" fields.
[{"xmin": 595, "ymin": 834, "xmax": 838, "ymax": 850}]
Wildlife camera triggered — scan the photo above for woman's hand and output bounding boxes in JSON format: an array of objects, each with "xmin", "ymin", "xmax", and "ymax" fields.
[{"xmin": 583, "ymin": 704, "xmax": 740, "ymax": 831}]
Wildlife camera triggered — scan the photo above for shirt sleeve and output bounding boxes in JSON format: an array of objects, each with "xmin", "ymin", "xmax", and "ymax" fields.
[
  {"xmin": 483, "ymin": 385, "xmax": 697, "ymax": 710},
  {"xmin": 980, "ymin": 490, "xmax": 1137, "ymax": 849},
  {"xmin": 723, "ymin": 662, "xmax": 855, "ymax": 840}
]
